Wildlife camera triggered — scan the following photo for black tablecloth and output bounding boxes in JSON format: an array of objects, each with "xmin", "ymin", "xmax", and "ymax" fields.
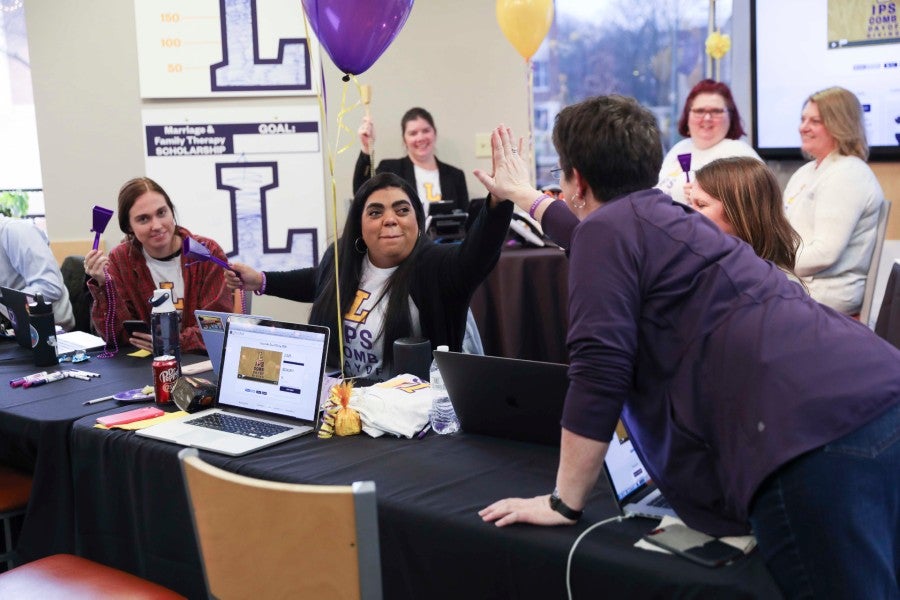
[
  {"xmin": 471, "ymin": 246, "xmax": 569, "ymax": 364},
  {"xmin": 0, "ymin": 346, "xmax": 200, "ymax": 562},
  {"xmin": 67, "ymin": 419, "xmax": 781, "ymax": 599},
  {"xmin": 0, "ymin": 344, "xmax": 781, "ymax": 599}
]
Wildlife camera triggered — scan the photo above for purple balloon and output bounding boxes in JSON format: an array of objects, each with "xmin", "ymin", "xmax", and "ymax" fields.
[{"xmin": 302, "ymin": 0, "xmax": 415, "ymax": 76}]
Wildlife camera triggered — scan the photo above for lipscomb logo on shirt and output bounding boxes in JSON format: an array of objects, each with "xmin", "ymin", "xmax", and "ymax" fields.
[
  {"xmin": 157, "ymin": 281, "xmax": 184, "ymax": 311},
  {"xmin": 343, "ymin": 288, "xmax": 381, "ymax": 377}
]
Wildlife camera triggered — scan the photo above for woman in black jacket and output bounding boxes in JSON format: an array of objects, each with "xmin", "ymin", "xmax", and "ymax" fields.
[
  {"xmin": 226, "ymin": 173, "xmax": 511, "ymax": 380},
  {"xmin": 353, "ymin": 107, "xmax": 469, "ymax": 214}
]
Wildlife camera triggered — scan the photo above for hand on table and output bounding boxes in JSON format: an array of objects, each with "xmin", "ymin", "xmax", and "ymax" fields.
[{"xmin": 479, "ymin": 494, "xmax": 576, "ymax": 527}]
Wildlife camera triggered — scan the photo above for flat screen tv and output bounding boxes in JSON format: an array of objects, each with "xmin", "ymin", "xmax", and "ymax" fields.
[{"xmin": 751, "ymin": 0, "xmax": 900, "ymax": 160}]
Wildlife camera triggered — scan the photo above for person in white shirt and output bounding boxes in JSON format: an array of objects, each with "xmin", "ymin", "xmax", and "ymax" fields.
[
  {"xmin": 0, "ymin": 215, "xmax": 75, "ymax": 330},
  {"xmin": 657, "ymin": 79, "xmax": 761, "ymax": 204},
  {"xmin": 783, "ymin": 86, "xmax": 885, "ymax": 316}
]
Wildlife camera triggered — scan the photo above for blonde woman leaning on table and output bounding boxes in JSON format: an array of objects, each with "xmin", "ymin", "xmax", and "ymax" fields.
[
  {"xmin": 784, "ymin": 86, "xmax": 885, "ymax": 317},
  {"xmin": 474, "ymin": 96, "xmax": 900, "ymax": 600}
]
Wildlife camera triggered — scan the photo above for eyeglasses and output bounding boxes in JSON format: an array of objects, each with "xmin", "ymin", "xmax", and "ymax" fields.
[
  {"xmin": 549, "ymin": 167, "xmax": 563, "ymax": 181},
  {"xmin": 690, "ymin": 108, "xmax": 727, "ymax": 119}
]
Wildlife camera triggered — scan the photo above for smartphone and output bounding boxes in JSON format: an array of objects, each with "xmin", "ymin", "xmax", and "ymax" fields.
[
  {"xmin": 643, "ymin": 524, "xmax": 744, "ymax": 568},
  {"xmin": 124, "ymin": 320, "xmax": 151, "ymax": 337}
]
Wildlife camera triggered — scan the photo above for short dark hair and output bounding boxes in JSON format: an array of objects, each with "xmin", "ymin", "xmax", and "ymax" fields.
[
  {"xmin": 117, "ymin": 177, "xmax": 175, "ymax": 237},
  {"xmin": 677, "ymin": 79, "xmax": 746, "ymax": 139},
  {"xmin": 400, "ymin": 107, "xmax": 436, "ymax": 136},
  {"xmin": 552, "ymin": 95, "xmax": 662, "ymax": 202},
  {"xmin": 309, "ymin": 172, "xmax": 427, "ymax": 372}
]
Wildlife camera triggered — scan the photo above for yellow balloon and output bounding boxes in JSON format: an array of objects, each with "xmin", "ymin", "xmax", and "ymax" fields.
[{"xmin": 496, "ymin": 0, "xmax": 554, "ymax": 60}]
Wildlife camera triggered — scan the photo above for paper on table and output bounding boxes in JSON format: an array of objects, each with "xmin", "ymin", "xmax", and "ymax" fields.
[
  {"xmin": 181, "ymin": 360, "xmax": 212, "ymax": 375},
  {"xmin": 634, "ymin": 515, "xmax": 757, "ymax": 554},
  {"xmin": 94, "ymin": 410, "xmax": 188, "ymax": 430},
  {"xmin": 56, "ymin": 330, "xmax": 106, "ymax": 353}
]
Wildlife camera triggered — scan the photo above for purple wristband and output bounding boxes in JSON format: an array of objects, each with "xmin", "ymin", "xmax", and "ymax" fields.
[
  {"xmin": 529, "ymin": 194, "xmax": 552, "ymax": 219},
  {"xmin": 254, "ymin": 272, "xmax": 267, "ymax": 296}
]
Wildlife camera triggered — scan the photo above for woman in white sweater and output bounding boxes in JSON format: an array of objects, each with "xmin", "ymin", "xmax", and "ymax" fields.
[
  {"xmin": 657, "ymin": 79, "xmax": 760, "ymax": 204},
  {"xmin": 784, "ymin": 87, "xmax": 885, "ymax": 316}
]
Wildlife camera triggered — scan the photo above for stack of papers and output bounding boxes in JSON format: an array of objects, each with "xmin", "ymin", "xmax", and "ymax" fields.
[{"xmin": 56, "ymin": 330, "xmax": 106, "ymax": 354}]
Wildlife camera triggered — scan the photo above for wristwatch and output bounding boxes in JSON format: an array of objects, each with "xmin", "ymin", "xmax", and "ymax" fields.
[{"xmin": 549, "ymin": 488, "xmax": 583, "ymax": 521}]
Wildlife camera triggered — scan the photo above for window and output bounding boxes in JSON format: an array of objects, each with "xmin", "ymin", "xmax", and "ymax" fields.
[
  {"xmin": 0, "ymin": 1, "xmax": 44, "ymax": 220},
  {"xmin": 533, "ymin": 0, "xmax": 734, "ymax": 177}
]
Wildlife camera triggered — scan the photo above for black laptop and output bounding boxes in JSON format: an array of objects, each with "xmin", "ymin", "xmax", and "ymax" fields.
[
  {"xmin": 0, "ymin": 286, "xmax": 33, "ymax": 348},
  {"xmin": 432, "ymin": 350, "xmax": 569, "ymax": 445}
]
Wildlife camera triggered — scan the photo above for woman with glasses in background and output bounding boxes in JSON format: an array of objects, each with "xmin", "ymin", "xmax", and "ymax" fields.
[{"xmin": 657, "ymin": 79, "xmax": 761, "ymax": 204}]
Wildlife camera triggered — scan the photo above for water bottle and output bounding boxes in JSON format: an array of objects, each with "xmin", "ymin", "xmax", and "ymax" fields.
[
  {"xmin": 429, "ymin": 345, "xmax": 459, "ymax": 435},
  {"xmin": 29, "ymin": 293, "xmax": 58, "ymax": 367},
  {"xmin": 149, "ymin": 289, "xmax": 181, "ymax": 368}
]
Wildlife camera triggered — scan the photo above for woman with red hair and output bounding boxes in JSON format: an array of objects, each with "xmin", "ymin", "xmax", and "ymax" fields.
[{"xmin": 657, "ymin": 79, "xmax": 760, "ymax": 204}]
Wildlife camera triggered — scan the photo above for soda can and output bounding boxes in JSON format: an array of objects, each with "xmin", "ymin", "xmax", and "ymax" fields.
[{"xmin": 152, "ymin": 355, "xmax": 180, "ymax": 404}]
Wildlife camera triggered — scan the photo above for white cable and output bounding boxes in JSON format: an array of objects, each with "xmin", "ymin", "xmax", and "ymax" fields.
[{"xmin": 566, "ymin": 514, "xmax": 635, "ymax": 600}]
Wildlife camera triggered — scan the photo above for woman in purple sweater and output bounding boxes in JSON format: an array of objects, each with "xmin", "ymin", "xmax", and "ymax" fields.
[{"xmin": 475, "ymin": 96, "xmax": 899, "ymax": 599}]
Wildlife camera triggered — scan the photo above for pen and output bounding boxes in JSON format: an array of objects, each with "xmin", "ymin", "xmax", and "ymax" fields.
[
  {"xmin": 23, "ymin": 371, "xmax": 66, "ymax": 388},
  {"xmin": 417, "ymin": 424, "xmax": 431, "ymax": 439},
  {"xmin": 83, "ymin": 395, "xmax": 116, "ymax": 406},
  {"xmin": 10, "ymin": 371, "xmax": 49, "ymax": 388}
]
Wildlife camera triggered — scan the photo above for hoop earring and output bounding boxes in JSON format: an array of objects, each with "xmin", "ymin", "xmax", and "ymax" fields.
[
  {"xmin": 572, "ymin": 193, "xmax": 586, "ymax": 210},
  {"xmin": 354, "ymin": 237, "xmax": 367, "ymax": 254}
]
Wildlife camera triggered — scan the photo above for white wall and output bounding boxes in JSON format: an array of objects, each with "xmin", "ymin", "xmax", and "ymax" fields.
[{"xmin": 25, "ymin": 0, "xmax": 528, "ymax": 320}]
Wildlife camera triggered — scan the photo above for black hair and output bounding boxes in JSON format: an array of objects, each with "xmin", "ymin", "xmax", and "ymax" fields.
[{"xmin": 308, "ymin": 172, "xmax": 427, "ymax": 372}]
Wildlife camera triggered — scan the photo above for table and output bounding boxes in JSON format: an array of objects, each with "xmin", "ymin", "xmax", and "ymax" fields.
[
  {"xmin": 0, "ymin": 345, "xmax": 199, "ymax": 562},
  {"xmin": 66, "ymin": 418, "xmax": 780, "ymax": 599},
  {"xmin": 1, "ymin": 349, "xmax": 782, "ymax": 599},
  {"xmin": 470, "ymin": 246, "xmax": 570, "ymax": 364}
]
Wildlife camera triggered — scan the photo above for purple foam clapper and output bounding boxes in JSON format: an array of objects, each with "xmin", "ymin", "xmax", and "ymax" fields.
[
  {"xmin": 183, "ymin": 236, "xmax": 230, "ymax": 270},
  {"xmin": 90, "ymin": 206, "xmax": 114, "ymax": 250},
  {"xmin": 677, "ymin": 153, "xmax": 692, "ymax": 182}
]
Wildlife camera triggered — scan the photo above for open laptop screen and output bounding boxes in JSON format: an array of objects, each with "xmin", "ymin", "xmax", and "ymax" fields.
[
  {"xmin": 217, "ymin": 317, "xmax": 328, "ymax": 421},
  {"xmin": 605, "ymin": 422, "xmax": 653, "ymax": 502}
]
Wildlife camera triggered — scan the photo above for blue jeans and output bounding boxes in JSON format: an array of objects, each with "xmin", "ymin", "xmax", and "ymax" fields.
[{"xmin": 749, "ymin": 403, "xmax": 900, "ymax": 600}]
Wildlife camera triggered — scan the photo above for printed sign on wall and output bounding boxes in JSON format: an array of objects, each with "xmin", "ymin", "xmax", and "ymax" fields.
[
  {"xmin": 134, "ymin": 0, "xmax": 320, "ymax": 98},
  {"xmin": 143, "ymin": 106, "xmax": 326, "ymax": 272}
]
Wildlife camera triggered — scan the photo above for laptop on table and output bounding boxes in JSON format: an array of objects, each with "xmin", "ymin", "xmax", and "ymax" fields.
[
  {"xmin": 138, "ymin": 316, "xmax": 329, "ymax": 456},
  {"xmin": 195, "ymin": 309, "xmax": 271, "ymax": 379},
  {"xmin": 0, "ymin": 286, "xmax": 34, "ymax": 348},
  {"xmin": 603, "ymin": 421, "xmax": 677, "ymax": 519},
  {"xmin": 432, "ymin": 349, "xmax": 569, "ymax": 446}
]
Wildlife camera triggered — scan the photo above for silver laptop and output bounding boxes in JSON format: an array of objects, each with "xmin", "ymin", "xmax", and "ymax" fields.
[
  {"xmin": 195, "ymin": 309, "xmax": 271, "ymax": 379},
  {"xmin": 603, "ymin": 421, "xmax": 678, "ymax": 519},
  {"xmin": 138, "ymin": 315, "xmax": 328, "ymax": 456},
  {"xmin": 433, "ymin": 349, "xmax": 568, "ymax": 446}
]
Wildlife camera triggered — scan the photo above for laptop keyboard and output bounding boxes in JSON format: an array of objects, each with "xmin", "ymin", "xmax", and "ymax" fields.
[
  {"xmin": 648, "ymin": 493, "xmax": 672, "ymax": 508},
  {"xmin": 187, "ymin": 412, "xmax": 291, "ymax": 439}
]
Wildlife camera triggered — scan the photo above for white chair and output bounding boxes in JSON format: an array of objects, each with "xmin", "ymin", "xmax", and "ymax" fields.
[
  {"xmin": 859, "ymin": 199, "xmax": 891, "ymax": 325},
  {"xmin": 178, "ymin": 448, "xmax": 382, "ymax": 600}
]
